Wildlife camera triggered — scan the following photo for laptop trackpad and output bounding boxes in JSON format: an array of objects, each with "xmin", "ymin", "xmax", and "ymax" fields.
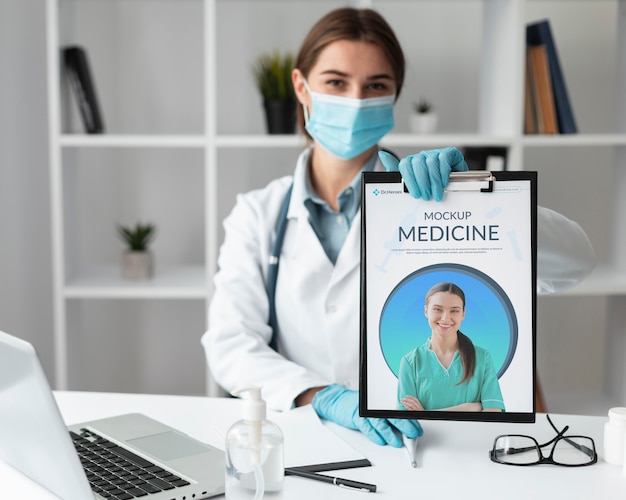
[{"xmin": 127, "ymin": 431, "xmax": 210, "ymax": 461}]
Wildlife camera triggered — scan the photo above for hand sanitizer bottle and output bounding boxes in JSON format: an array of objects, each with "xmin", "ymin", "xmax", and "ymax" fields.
[{"xmin": 225, "ymin": 386, "xmax": 284, "ymax": 499}]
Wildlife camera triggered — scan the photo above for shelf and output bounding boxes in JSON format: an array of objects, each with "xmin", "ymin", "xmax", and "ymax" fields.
[
  {"xmin": 59, "ymin": 132, "xmax": 626, "ymax": 149},
  {"xmin": 522, "ymin": 134, "xmax": 626, "ymax": 147},
  {"xmin": 215, "ymin": 134, "xmax": 306, "ymax": 148},
  {"xmin": 381, "ymin": 133, "xmax": 516, "ymax": 148},
  {"xmin": 64, "ymin": 265, "xmax": 208, "ymax": 299},
  {"xmin": 56, "ymin": 132, "xmax": 626, "ymax": 151},
  {"xmin": 59, "ymin": 134, "xmax": 206, "ymax": 148},
  {"xmin": 58, "ymin": 133, "xmax": 521, "ymax": 150}
]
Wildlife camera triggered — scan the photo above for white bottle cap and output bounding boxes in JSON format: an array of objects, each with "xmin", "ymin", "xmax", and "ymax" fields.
[{"xmin": 609, "ymin": 407, "xmax": 626, "ymax": 425}]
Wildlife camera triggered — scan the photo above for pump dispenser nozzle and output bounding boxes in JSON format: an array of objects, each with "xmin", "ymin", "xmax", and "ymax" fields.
[
  {"xmin": 232, "ymin": 386, "xmax": 266, "ymax": 465},
  {"xmin": 233, "ymin": 386, "xmax": 266, "ymax": 421}
]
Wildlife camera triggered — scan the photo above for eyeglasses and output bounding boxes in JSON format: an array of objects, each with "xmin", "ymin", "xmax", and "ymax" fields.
[{"xmin": 490, "ymin": 414, "xmax": 597, "ymax": 467}]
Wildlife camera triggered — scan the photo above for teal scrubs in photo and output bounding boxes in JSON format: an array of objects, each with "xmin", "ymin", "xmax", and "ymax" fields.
[{"xmin": 397, "ymin": 338, "xmax": 505, "ymax": 411}]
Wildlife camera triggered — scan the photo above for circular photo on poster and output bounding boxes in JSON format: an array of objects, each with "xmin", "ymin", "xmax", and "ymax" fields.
[{"xmin": 379, "ymin": 263, "xmax": 517, "ymax": 379}]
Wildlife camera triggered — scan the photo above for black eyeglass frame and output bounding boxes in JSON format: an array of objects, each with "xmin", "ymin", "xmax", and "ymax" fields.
[{"xmin": 489, "ymin": 414, "xmax": 597, "ymax": 467}]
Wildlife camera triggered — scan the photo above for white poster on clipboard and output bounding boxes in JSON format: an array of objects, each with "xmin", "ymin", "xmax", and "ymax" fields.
[{"xmin": 360, "ymin": 170, "xmax": 537, "ymax": 423}]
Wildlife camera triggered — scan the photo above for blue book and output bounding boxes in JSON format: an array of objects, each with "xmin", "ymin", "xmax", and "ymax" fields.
[{"xmin": 526, "ymin": 20, "xmax": 577, "ymax": 134}]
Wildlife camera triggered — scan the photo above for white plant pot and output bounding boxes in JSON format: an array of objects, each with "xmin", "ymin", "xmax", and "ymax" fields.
[
  {"xmin": 409, "ymin": 112, "xmax": 438, "ymax": 134},
  {"xmin": 122, "ymin": 251, "xmax": 153, "ymax": 280}
]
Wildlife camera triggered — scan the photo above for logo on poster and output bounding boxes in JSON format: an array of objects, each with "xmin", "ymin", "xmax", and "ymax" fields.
[{"xmin": 372, "ymin": 188, "xmax": 403, "ymax": 196}]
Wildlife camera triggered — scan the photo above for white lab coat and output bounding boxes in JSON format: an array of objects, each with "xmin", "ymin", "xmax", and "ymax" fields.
[{"xmin": 202, "ymin": 148, "xmax": 595, "ymax": 411}]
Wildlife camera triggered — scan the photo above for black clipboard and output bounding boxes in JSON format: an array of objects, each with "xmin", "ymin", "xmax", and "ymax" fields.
[{"xmin": 360, "ymin": 170, "xmax": 537, "ymax": 423}]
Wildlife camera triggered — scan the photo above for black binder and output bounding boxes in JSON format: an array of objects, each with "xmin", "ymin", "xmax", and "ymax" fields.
[{"xmin": 63, "ymin": 46, "xmax": 105, "ymax": 134}]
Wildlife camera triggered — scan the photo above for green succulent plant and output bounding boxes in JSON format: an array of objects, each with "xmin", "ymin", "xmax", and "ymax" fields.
[
  {"xmin": 414, "ymin": 98, "xmax": 434, "ymax": 114},
  {"xmin": 252, "ymin": 51, "xmax": 295, "ymax": 101},
  {"xmin": 116, "ymin": 222, "xmax": 156, "ymax": 252}
]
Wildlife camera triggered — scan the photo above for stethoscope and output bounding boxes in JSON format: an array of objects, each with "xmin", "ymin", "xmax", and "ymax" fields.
[{"xmin": 266, "ymin": 183, "xmax": 293, "ymax": 350}]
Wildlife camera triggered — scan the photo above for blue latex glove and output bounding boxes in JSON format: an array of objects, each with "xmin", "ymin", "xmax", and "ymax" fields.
[
  {"xmin": 311, "ymin": 384, "xmax": 423, "ymax": 447},
  {"xmin": 379, "ymin": 147, "xmax": 469, "ymax": 202}
]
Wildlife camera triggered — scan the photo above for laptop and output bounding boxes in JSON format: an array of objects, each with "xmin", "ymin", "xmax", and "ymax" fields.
[{"xmin": 0, "ymin": 330, "xmax": 225, "ymax": 500}]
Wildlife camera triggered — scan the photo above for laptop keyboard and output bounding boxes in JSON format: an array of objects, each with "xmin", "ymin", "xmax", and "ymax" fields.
[{"xmin": 70, "ymin": 428, "xmax": 190, "ymax": 499}]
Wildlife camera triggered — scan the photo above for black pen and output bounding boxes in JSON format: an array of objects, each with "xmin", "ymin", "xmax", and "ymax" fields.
[{"xmin": 285, "ymin": 467, "xmax": 377, "ymax": 493}]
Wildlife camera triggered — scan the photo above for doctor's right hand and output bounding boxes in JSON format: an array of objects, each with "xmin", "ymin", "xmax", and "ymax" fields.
[
  {"xmin": 311, "ymin": 384, "xmax": 423, "ymax": 447},
  {"xmin": 379, "ymin": 147, "xmax": 469, "ymax": 202}
]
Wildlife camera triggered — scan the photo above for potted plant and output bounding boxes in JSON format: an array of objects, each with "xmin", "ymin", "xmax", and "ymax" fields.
[
  {"xmin": 116, "ymin": 222, "xmax": 156, "ymax": 280},
  {"xmin": 252, "ymin": 50, "xmax": 296, "ymax": 134},
  {"xmin": 409, "ymin": 98, "xmax": 438, "ymax": 134}
]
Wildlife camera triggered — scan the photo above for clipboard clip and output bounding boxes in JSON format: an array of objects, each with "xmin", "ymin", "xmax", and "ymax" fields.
[
  {"xmin": 446, "ymin": 170, "xmax": 495, "ymax": 193},
  {"xmin": 401, "ymin": 170, "xmax": 495, "ymax": 195}
]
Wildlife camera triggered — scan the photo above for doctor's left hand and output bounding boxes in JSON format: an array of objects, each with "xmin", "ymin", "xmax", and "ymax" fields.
[
  {"xmin": 379, "ymin": 147, "xmax": 469, "ymax": 202},
  {"xmin": 311, "ymin": 384, "xmax": 423, "ymax": 447}
]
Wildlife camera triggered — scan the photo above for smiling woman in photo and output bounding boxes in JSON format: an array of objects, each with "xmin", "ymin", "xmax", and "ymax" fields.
[{"xmin": 397, "ymin": 282, "xmax": 505, "ymax": 412}]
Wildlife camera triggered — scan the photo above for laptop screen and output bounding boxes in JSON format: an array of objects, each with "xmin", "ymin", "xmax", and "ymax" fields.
[{"xmin": 0, "ymin": 331, "xmax": 94, "ymax": 499}]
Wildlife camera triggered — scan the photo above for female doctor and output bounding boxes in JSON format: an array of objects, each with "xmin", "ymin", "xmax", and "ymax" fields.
[{"xmin": 202, "ymin": 7, "xmax": 595, "ymax": 448}]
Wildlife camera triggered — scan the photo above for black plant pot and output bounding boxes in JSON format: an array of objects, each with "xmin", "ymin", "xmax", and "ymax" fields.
[{"xmin": 263, "ymin": 99, "xmax": 296, "ymax": 134}]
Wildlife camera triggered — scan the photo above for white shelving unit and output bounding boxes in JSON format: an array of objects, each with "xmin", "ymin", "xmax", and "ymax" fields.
[{"xmin": 47, "ymin": 0, "xmax": 626, "ymax": 410}]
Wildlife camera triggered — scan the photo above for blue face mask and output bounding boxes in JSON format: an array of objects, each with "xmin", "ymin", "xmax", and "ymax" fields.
[{"xmin": 303, "ymin": 82, "xmax": 395, "ymax": 160}]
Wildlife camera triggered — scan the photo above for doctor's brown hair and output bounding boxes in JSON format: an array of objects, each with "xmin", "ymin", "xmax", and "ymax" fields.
[
  {"xmin": 425, "ymin": 282, "xmax": 476, "ymax": 385},
  {"xmin": 293, "ymin": 7, "xmax": 405, "ymax": 137}
]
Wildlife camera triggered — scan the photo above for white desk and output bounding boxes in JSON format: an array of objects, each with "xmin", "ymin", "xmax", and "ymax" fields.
[{"xmin": 1, "ymin": 391, "xmax": 624, "ymax": 499}]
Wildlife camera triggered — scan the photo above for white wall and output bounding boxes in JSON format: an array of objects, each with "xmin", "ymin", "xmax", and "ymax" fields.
[{"xmin": 0, "ymin": 0, "xmax": 55, "ymax": 381}]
